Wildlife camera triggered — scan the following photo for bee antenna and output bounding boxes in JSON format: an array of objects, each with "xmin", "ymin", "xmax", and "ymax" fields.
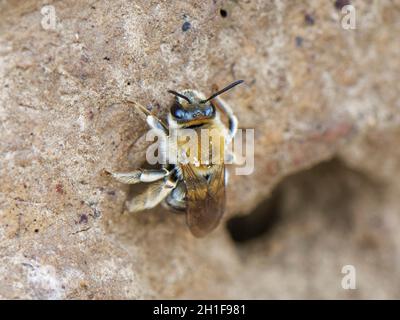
[
  {"xmin": 201, "ymin": 80, "xmax": 244, "ymax": 103},
  {"xmin": 167, "ymin": 90, "xmax": 191, "ymax": 103}
]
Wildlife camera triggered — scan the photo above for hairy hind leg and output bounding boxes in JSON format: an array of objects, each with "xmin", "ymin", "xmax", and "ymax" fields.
[
  {"xmin": 126, "ymin": 178, "xmax": 176, "ymax": 212},
  {"xmin": 105, "ymin": 168, "xmax": 169, "ymax": 184}
]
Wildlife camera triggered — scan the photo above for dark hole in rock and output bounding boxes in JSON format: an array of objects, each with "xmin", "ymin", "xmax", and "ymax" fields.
[
  {"xmin": 227, "ymin": 158, "xmax": 380, "ymax": 244},
  {"xmin": 220, "ymin": 9, "xmax": 228, "ymax": 18},
  {"xmin": 227, "ymin": 188, "xmax": 282, "ymax": 243}
]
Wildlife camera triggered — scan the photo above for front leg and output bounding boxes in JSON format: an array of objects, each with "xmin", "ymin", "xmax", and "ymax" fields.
[
  {"xmin": 105, "ymin": 111, "xmax": 170, "ymax": 184},
  {"xmin": 146, "ymin": 115, "xmax": 168, "ymax": 135},
  {"xmin": 125, "ymin": 100, "xmax": 169, "ymax": 133},
  {"xmin": 105, "ymin": 168, "xmax": 169, "ymax": 184},
  {"xmin": 212, "ymin": 96, "xmax": 238, "ymax": 143}
]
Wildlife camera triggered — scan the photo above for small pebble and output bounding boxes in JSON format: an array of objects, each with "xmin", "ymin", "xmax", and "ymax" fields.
[
  {"xmin": 304, "ymin": 13, "xmax": 315, "ymax": 26},
  {"xmin": 182, "ymin": 21, "xmax": 191, "ymax": 32}
]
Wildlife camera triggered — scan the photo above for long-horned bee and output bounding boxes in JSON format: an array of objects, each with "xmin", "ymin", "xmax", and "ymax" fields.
[{"xmin": 106, "ymin": 80, "xmax": 244, "ymax": 237}]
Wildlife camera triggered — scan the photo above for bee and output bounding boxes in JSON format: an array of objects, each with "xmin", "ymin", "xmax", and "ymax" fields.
[{"xmin": 106, "ymin": 80, "xmax": 244, "ymax": 237}]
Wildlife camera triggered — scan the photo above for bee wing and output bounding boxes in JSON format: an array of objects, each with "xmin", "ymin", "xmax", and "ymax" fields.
[{"xmin": 182, "ymin": 164, "xmax": 226, "ymax": 237}]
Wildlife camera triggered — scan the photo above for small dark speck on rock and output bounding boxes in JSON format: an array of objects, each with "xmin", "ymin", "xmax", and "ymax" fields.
[
  {"xmin": 107, "ymin": 190, "xmax": 116, "ymax": 196},
  {"xmin": 55, "ymin": 183, "xmax": 64, "ymax": 194},
  {"xmin": 93, "ymin": 208, "xmax": 101, "ymax": 218},
  {"xmin": 295, "ymin": 36, "xmax": 304, "ymax": 47},
  {"xmin": 182, "ymin": 21, "xmax": 191, "ymax": 32},
  {"xmin": 304, "ymin": 13, "xmax": 315, "ymax": 25},
  {"xmin": 335, "ymin": 0, "xmax": 350, "ymax": 10},
  {"xmin": 220, "ymin": 9, "xmax": 228, "ymax": 18},
  {"xmin": 34, "ymin": 229, "xmax": 39, "ymax": 233},
  {"xmin": 103, "ymin": 56, "xmax": 110, "ymax": 61},
  {"xmin": 79, "ymin": 214, "xmax": 88, "ymax": 224}
]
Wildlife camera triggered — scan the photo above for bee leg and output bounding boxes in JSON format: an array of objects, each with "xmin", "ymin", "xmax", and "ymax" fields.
[
  {"xmin": 225, "ymin": 151, "xmax": 236, "ymax": 164},
  {"xmin": 224, "ymin": 168, "xmax": 229, "ymax": 185},
  {"xmin": 126, "ymin": 178, "xmax": 177, "ymax": 212},
  {"xmin": 225, "ymin": 151, "xmax": 244, "ymax": 166},
  {"xmin": 164, "ymin": 181, "xmax": 186, "ymax": 212},
  {"xmin": 146, "ymin": 115, "xmax": 168, "ymax": 135},
  {"xmin": 106, "ymin": 168, "xmax": 170, "ymax": 184},
  {"xmin": 212, "ymin": 96, "xmax": 238, "ymax": 143},
  {"xmin": 125, "ymin": 100, "xmax": 169, "ymax": 132}
]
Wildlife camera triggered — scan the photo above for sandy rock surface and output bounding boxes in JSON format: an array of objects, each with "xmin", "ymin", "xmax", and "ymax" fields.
[{"xmin": 0, "ymin": 0, "xmax": 399, "ymax": 298}]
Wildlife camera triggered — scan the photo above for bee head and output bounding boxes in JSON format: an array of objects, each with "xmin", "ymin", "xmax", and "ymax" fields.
[
  {"xmin": 168, "ymin": 91, "xmax": 215, "ymax": 124},
  {"xmin": 168, "ymin": 80, "xmax": 244, "ymax": 125}
]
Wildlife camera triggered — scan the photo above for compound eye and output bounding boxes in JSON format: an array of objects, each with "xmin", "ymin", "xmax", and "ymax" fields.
[
  {"xmin": 171, "ymin": 102, "xmax": 185, "ymax": 119},
  {"xmin": 203, "ymin": 103, "xmax": 216, "ymax": 117}
]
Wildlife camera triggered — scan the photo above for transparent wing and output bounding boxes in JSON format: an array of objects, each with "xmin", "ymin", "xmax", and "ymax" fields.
[{"xmin": 182, "ymin": 164, "xmax": 226, "ymax": 237}]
